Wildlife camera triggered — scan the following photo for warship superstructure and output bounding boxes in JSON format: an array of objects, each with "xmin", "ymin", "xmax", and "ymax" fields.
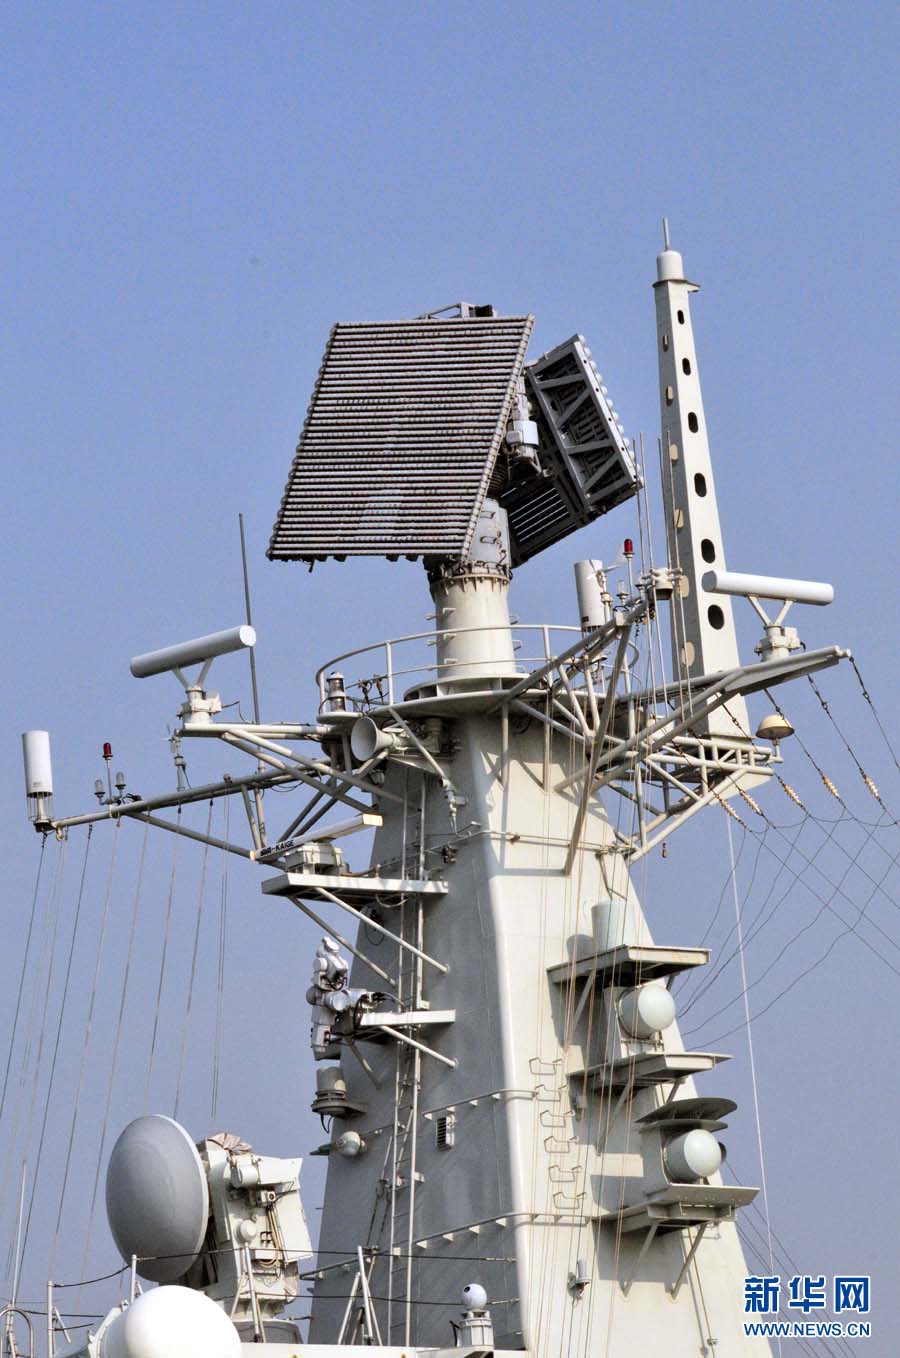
[{"xmin": 13, "ymin": 230, "xmax": 851, "ymax": 1356}]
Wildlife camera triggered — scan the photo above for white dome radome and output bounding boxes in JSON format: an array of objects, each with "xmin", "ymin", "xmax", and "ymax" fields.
[
  {"xmin": 617, "ymin": 983, "xmax": 677, "ymax": 1039},
  {"xmin": 665, "ymin": 1129, "xmax": 724, "ymax": 1183},
  {"xmin": 101, "ymin": 1286, "xmax": 241, "ymax": 1358}
]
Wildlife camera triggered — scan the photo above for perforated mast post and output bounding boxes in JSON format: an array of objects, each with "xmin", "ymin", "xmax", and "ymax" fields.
[{"xmin": 654, "ymin": 219, "xmax": 750, "ymax": 738}]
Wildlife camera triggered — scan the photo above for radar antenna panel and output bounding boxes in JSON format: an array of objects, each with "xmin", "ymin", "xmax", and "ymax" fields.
[
  {"xmin": 503, "ymin": 336, "xmax": 639, "ymax": 565},
  {"xmin": 268, "ymin": 314, "xmax": 534, "ymax": 564},
  {"xmin": 268, "ymin": 312, "xmax": 639, "ymax": 569}
]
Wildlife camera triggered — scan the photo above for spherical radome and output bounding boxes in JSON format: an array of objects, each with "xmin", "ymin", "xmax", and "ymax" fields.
[
  {"xmin": 462, "ymin": 1282, "xmax": 488, "ymax": 1309},
  {"xmin": 101, "ymin": 1287, "xmax": 241, "ymax": 1358},
  {"xmin": 665, "ymin": 1128, "xmax": 723, "ymax": 1183}
]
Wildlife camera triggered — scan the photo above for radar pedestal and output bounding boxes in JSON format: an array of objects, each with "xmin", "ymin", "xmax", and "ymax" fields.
[{"xmin": 425, "ymin": 500, "xmax": 517, "ymax": 690}]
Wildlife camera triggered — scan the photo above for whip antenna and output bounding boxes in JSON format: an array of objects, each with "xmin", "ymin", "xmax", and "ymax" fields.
[{"xmin": 239, "ymin": 512, "xmax": 262, "ymax": 724}]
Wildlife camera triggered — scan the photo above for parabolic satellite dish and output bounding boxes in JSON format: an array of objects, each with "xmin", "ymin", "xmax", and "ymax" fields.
[{"xmin": 105, "ymin": 1115, "xmax": 210, "ymax": 1283}]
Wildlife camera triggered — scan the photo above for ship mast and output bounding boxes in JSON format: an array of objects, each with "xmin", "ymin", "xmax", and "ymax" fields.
[{"xmin": 28, "ymin": 241, "xmax": 848, "ymax": 1358}]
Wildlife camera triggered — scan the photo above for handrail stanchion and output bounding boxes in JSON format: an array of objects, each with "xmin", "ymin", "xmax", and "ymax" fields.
[{"xmin": 385, "ymin": 640, "xmax": 394, "ymax": 704}]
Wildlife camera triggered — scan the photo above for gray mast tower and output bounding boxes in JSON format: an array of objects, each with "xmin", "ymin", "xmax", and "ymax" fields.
[
  {"xmin": 35, "ymin": 239, "xmax": 846, "ymax": 1358},
  {"xmin": 260, "ymin": 253, "xmax": 840, "ymax": 1354}
]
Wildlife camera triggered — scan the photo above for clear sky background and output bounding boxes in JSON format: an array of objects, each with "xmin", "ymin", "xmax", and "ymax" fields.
[{"xmin": 2, "ymin": 2, "xmax": 898, "ymax": 1352}]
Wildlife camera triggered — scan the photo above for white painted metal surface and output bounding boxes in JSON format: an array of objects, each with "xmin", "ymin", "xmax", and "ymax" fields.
[
  {"xmin": 130, "ymin": 625, "xmax": 256, "ymax": 678},
  {"xmin": 101, "ymin": 1287, "xmax": 241, "ymax": 1358},
  {"xmin": 703, "ymin": 569, "xmax": 835, "ymax": 605},
  {"xmin": 22, "ymin": 729, "xmax": 53, "ymax": 795}
]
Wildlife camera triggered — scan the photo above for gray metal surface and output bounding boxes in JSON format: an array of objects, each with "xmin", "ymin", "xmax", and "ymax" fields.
[
  {"xmin": 501, "ymin": 335, "xmax": 640, "ymax": 564},
  {"xmin": 268, "ymin": 316, "xmax": 533, "ymax": 563}
]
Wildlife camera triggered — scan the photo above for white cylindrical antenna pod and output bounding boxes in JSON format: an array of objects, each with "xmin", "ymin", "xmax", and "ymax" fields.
[
  {"xmin": 617, "ymin": 983, "xmax": 676, "ymax": 1038},
  {"xmin": 574, "ymin": 560, "xmax": 610, "ymax": 632},
  {"xmin": 130, "ymin": 625, "xmax": 256, "ymax": 679},
  {"xmin": 350, "ymin": 716, "xmax": 396, "ymax": 763},
  {"xmin": 665, "ymin": 1128, "xmax": 724, "ymax": 1183},
  {"xmin": 22, "ymin": 731, "xmax": 53, "ymax": 796},
  {"xmin": 702, "ymin": 570, "xmax": 834, "ymax": 606}
]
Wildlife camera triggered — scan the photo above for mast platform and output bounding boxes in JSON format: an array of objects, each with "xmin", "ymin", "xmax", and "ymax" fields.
[
  {"xmin": 547, "ymin": 942, "xmax": 709, "ymax": 988},
  {"xmin": 570, "ymin": 1050, "xmax": 730, "ymax": 1090},
  {"xmin": 602, "ymin": 1181, "xmax": 760, "ymax": 1232},
  {"xmin": 262, "ymin": 871, "xmax": 448, "ymax": 907}
]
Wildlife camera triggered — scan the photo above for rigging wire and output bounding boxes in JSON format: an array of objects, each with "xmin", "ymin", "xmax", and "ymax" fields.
[
  {"xmin": 211, "ymin": 798, "xmax": 230, "ymax": 1121},
  {"xmin": 733, "ymin": 1184, "xmax": 854, "ymax": 1358},
  {"xmin": 678, "ymin": 812, "xmax": 826, "ymax": 1018},
  {"xmin": 722, "ymin": 691, "xmax": 899, "ymax": 896},
  {"xmin": 805, "ymin": 679, "xmax": 890, "ymax": 811},
  {"xmin": 1, "ymin": 836, "xmax": 67, "ymax": 1292},
  {"xmin": 10, "ymin": 835, "xmax": 69, "ymax": 1279},
  {"xmin": 764, "ymin": 687, "xmax": 893, "ymax": 831},
  {"xmin": 678, "ymin": 781, "xmax": 900, "ymax": 1038},
  {"xmin": 46, "ymin": 820, "xmax": 95, "ymax": 1265},
  {"xmin": 14, "ymin": 840, "xmax": 68, "ymax": 1156},
  {"xmin": 772, "ymin": 796, "xmax": 900, "ymax": 929},
  {"xmin": 79, "ymin": 819, "xmax": 151, "ymax": 1284},
  {"xmin": 686, "ymin": 819, "xmax": 900, "ymax": 1046},
  {"xmin": 726, "ymin": 785, "xmax": 900, "ymax": 962},
  {"xmin": 685, "ymin": 813, "xmax": 896, "ymax": 1034},
  {"xmin": 145, "ymin": 807, "xmax": 184, "ymax": 1102},
  {"xmin": 14, "ymin": 826, "xmax": 93, "ymax": 1279},
  {"xmin": 46, "ymin": 814, "xmax": 118, "ymax": 1303},
  {"xmin": 690, "ymin": 819, "xmax": 750, "ymax": 951},
  {"xmin": 174, "ymin": 801, "xmax": 215, "ymax": 1122},
  {"xmin": 735, "ymin": 1225, "xmax": 843, "ymax": 1358},
  {"xmin": 600, "ymin": 630, "xmax": 656, "ymax": 1358},
  {"xmin": 735, "ymin": 1195, "xmax": 852, "ymax": 1358},
  {"xmin": 0, "ymin": 837, "xmax": 47, "ymax": 1135},
  {"xmin": 848, "ymin": 656, "xmax": 900, "ymax": 778},
  {"xmin": 726, "ymin": 816, "xmax": 779, "ymax": 1355}
]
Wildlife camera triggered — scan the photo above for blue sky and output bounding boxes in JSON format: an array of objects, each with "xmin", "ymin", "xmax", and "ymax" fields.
[{"xmin": 2, "ymin": 1, "xmax": 898, "ymax": 1348}]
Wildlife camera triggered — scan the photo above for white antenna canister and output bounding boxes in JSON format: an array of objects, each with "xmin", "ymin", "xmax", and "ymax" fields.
[
  {"xmin": 22, "ymin": 730, "xmax": 53, "ymax": 827},
  {"xmin": 130, "ymin": 625, "xmax": 256, "ymax": 679},
  {"xmin": 702, "ymin": 570, "xmax": 834, "ymax": 662},
  {"xmin": 574, "ymin": 560, "xmax": 611, "ymax": 632},
  {"xmin": 701, "ymin": 570, "xmax": 834, "ymax": 606}
]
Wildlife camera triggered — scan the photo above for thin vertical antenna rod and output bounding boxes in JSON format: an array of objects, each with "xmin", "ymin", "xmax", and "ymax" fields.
[
  {"xmin": 239, "ymin": 513, "xmax": 267, "ymax": 844},
  {"xmin": 5, "ymin": 1162, "xmax": 27, "ymax": 1357},
  {"xmin": 239, "ymin": 513, "xmax": 262, "ymax": 725}
]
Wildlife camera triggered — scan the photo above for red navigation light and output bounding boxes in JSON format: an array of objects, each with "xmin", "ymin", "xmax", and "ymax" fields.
[
  {"xmin": 623, "ymin": 538, "xmax": 634, "ymax": 557},
  {"xmin": 102, "ymin": 742, "xmax": 113, "ymax": 760}
]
